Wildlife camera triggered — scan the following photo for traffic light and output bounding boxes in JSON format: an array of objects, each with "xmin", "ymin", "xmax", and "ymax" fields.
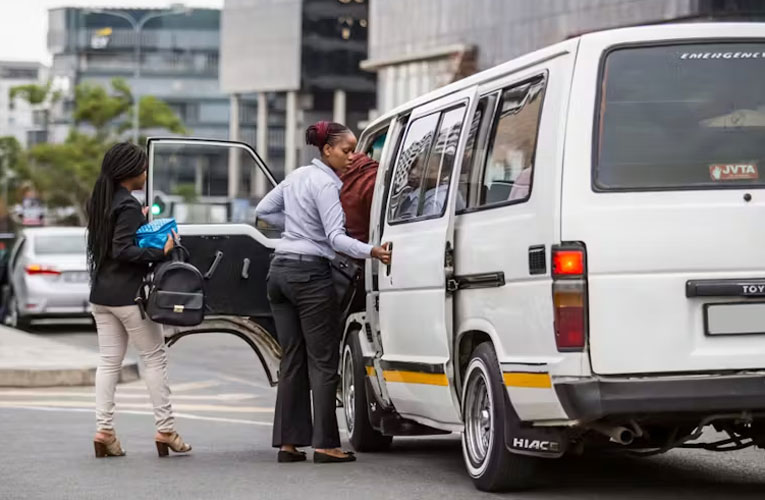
[{"xmin": 151, "ymin": 194, "xmax": 166, "ymax": 216}]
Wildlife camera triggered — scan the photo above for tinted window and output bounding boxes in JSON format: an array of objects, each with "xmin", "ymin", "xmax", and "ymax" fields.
[
  {"xmin": 366, "ymin": 132, "xmax": 387, "ymax": 162},
  {"xmin": 387, "ymin": 113, "xmax": 439, "ymax": 222},
  {"xmin": 419, "ymin": 107, "xmax": 466, "ymax": 216},
  {"xmin": 597, "ymin": 43, "xmax": 765, "ymax": 190},
  {"xmin": 480, "ymin": 78, "xmax": 545, "ymax": 206},
  {"xmin": 34, "ymin": 235, "xmax": 85, "ymax": 255}
]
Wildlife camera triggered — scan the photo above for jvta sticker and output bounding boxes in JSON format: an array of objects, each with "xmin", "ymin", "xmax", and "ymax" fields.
[{"xmin": 709, "ymin": 164, "xmax": 759, "ymax": 181}]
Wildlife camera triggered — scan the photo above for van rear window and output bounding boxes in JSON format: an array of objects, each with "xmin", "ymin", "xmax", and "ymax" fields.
[{"xmin": 595, "ymin": 43, "xmax": 765, "ymax": 190}]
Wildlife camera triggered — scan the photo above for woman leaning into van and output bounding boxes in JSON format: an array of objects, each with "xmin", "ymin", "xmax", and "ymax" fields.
[
  {"xmin": 256, "ymin": 121, "xmax": 391, "ymax": 464},
  {"xmin": 86, "ymin": 142, "xmax": 190, "ymax": 458}
]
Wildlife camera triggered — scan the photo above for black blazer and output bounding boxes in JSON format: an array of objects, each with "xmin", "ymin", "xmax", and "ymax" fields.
[{"xmin": 89, "ymin": 186, "xmax": 165, "ymax": 306}]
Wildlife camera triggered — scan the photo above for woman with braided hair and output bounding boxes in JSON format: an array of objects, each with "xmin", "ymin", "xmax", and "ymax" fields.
[
  {"xmin": 256, "ymin": 121, "xmax": 391, "ymax": 464},
  {"xmin": 86, "ymin": 142, "xmax": 190, "ymax": 458}
]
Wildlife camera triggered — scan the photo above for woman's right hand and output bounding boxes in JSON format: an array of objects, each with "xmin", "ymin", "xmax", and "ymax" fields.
[
  {"xmin": 371, "ymin": 243, "xmax": 392, "ymax": 265},
  {"xmin": 163, "ymin": 230, "xmax": 177, "ymax": 255}
]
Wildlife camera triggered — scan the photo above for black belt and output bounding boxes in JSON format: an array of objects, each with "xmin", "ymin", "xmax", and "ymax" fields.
[{"xmin": 273, "ymin": 252, "xmax": 327, "ymax": 263}]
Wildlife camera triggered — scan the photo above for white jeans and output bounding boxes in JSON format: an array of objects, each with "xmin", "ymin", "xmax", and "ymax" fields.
[{"xmin": 92, "ymin": 304, "xmax": 175, "ymax": 433}]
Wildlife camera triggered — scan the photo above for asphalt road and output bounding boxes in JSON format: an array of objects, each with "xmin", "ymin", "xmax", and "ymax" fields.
[{"xmin": 2, "ymin": 325, "xmax": 765, "ymax": 500}]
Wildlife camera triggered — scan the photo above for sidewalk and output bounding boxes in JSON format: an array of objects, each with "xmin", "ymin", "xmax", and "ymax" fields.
[{"xmin": 0, "ymin": 325, "xmax": 139, "ymax": 387}]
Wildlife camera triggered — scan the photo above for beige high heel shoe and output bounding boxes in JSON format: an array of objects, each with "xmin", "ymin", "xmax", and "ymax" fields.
[
  {"xmin": 94, "ymin": 430, "xmax": 126, "ymax": 458},
  {"xmin": 155, "ymin": 431, "xmax": 192, "ymax": 457}
]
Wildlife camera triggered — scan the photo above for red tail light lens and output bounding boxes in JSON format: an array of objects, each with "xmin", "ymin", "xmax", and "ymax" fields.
[
  {"xmin": 25, "ymin": 265, "xmax": 61, "ymax": 276},
  {"xmin": 551, "ymin": 244, "xmax": 587, "ymax": 352},
  {"xmin": 553, "ymin": 250, "xmax": 584, "ymax": 277}
]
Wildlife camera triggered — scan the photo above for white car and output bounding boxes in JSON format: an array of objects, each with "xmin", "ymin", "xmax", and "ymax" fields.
[
  {"xmin": 2, "ymin": 227, "xmax": 90, "ymax": 329},
  {"xmin": 142, "ymin": 22, "xmax": 765, "ymax": 493}
]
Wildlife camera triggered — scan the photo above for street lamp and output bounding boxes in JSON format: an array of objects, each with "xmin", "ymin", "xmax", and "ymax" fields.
[{"xmin": 83, "ymin": 5, "xmax": 191, "ymax": 144}]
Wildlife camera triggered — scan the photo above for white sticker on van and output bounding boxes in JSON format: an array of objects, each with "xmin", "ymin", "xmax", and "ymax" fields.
[
  {"xmin": 680, "ymin": 52, "xmax": 765, "ymax": 60},
  {"xmin": 709, "ymin": 164, "xmax": 759, "ymax": 181}
]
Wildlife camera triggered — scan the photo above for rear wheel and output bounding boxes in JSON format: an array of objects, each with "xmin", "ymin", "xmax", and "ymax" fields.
[
  {"xmin": 462, "ymin": 342, "xmax": 537, "ymax": 491},
  {"xmin": 4, "ymin": 292, "xmax": 30, "ymax": 331},
  {"xmin": 342, "ymin": 330, "xmax": 392, "ymax": 452}
]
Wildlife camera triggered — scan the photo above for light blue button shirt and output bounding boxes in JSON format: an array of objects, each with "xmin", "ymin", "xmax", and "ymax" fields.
[{"xmin": 255, "ymin": 159, "xmax": 373, "ymax": 260}]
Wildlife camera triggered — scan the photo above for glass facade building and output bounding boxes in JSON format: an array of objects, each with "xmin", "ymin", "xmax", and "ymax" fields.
[
  {"xmin": 47, "ymin": 7, "xmax": 239, "ymax": 144},
  {"xmin": 365, "ymin": 0, "xmax": 765, "ymax": 113}
]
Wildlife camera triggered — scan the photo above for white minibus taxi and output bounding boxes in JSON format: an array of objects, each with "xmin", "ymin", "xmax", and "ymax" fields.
[{"xmin": 147, "ymin": 23, "xmax": 765, "ymax": 492}]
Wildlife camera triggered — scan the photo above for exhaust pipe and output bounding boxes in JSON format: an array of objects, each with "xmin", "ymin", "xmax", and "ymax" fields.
[{"xmin": 590, "ymin": 424, "xmax": 635, "ymax": 445}]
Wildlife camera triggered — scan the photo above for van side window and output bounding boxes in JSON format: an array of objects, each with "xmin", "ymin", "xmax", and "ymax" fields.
[
  {"xmin": 458, "ymin": 95, "xmax": 496, "ymax": 212},
  {"xmin": 419, "ymin": 106, "xmax": 466, "ymax": 216},
  {"xmin": 387, "ymin": 106, "xmax": 466, "ymax": 223},
  {"xmin": 366, "ymin": 130, "xmax": 387, "ymax": 162},
  {"xmin": 387, "ymin": 113, "xmax": 440, "ymax": 222},
  {"xmin": 479, "ymin": 77, "xmax": 546, "ymax": 207}
]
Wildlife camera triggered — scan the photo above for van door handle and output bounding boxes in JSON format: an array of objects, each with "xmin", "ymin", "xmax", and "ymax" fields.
[
  {"xmin": 385, "ymin": 242, "xmax": 393, "ymax": 276},
  {"xmin": 241, "ymin": 258, "xmax": 251, "ymax": 279},
  {"xmin": 204, "ymin": 250, "xmax": 224, "ymax": 280}
]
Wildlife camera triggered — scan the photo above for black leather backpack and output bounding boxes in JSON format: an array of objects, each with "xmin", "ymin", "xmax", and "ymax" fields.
[{"xmin": 137, "ymin": 246, "xmax": 205, "ymax": 326}]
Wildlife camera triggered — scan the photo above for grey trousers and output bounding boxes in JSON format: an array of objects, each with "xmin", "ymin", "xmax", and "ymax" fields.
[
  {"xmin": 267, "ymin": 257, "xmax": 342, "ymax": 449},
  {"xmin": 92, "ymin": 303, "xmax": 175, "ymax": 433}
]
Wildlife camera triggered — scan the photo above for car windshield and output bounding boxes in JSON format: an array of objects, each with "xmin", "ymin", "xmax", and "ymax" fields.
[
  {"xmin": 595, "ymin": 42, "xmax": 765, "ymax": 190},
  {"xmin": 34, "ymin": 234, "xmax": 86, "ymax": 255}
]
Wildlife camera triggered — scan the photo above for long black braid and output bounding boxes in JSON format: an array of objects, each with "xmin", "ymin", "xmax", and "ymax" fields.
[{"xmin": 86, "ymin": 142, "xmax": 147, "ymax": 280}]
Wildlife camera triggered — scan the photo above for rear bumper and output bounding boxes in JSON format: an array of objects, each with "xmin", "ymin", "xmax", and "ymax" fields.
[{"xmin": 555, "ymin": 374, "xmax": 765, "ymax": 421}]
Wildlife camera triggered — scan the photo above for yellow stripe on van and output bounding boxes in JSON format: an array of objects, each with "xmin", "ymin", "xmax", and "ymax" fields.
[
  {"xmin": 382, "ymin": 370, "xmax": 449, "ymax": 386},
  {"xmin": 365, "ymin": 366, "xmax": 376, "ymax": 377},
  {"xmin": 503, "ymin": 372, "xmax": 551, "ymax": 388}
]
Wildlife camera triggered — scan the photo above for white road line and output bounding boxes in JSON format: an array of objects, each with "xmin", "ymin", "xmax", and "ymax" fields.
[
  {"xmin": 0, "ymin": 405, "xmax": 274, "ymax": 427},
  {"xmin": 0, "ymin": 400, "xmax": 274, "ymax": 413},
  {"xmin": 217, "ymin": 374, "xmax": 273, "ymax": 390},
  {"xmin": 169, "ymin": 380, "xmax": 224, "ymax": 392},
  {"xmin": 0, "ymin": 390, "xmax": 259, "ymax": 401}
]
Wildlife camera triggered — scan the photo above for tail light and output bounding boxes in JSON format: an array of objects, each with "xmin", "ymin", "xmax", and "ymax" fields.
[
  {"xmin": 25, "ymin": 264, "xmax": 61, "ymax": 276},
  {"xmin": 552, "ymin": 244, "xmax": 588, "ymax": 351}
]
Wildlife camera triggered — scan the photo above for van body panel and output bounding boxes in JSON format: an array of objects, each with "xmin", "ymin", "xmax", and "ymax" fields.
[{"xmin": 563, "ymin": 24, "xmax": 765, "ymax": 375}]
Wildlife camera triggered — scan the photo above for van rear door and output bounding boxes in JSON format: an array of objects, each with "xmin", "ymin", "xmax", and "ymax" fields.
[{"xmin": 562, "ymin": 26, "xmax": 765, "ymax": 375}]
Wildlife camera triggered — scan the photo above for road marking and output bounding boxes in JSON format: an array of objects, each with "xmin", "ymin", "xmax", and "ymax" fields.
[
  {"xmin": 0, "ymin": 405, "xmax": 274, "ymax": 426},
  {"xmin": 0, "ymin": 390, "xmax": 259, "ymax": 401},
  {"xmin": 217, "ymin": 374, "xmax": 273, "ymax": 390},
  {"xmin": 0, "ymin": 400, "xmax": 274, "ymax": 413},
  {"xmin": 169, "ymin": 380, "xmax": 224, "ymax": 392}
]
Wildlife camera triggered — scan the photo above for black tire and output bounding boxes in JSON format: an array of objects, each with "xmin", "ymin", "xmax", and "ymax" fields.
[
  {"xmin": 342, "ymin": 330, "xmax": 393, "ymax": 452},
  {"xmin": 461, "ymin": 342, "xmax": 538, "ymax": 492},
  {"xmin": 5, "ymin": 291, "xmax": 30, "ymax": 331}
]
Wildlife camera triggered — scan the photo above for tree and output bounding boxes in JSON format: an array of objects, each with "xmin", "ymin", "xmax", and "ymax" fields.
[{"xmin": 12, "ymin": 78, "xmax": 187, "ymax": 225}]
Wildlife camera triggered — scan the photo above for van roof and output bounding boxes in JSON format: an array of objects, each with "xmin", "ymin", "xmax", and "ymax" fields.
[{"xmin": 365, "ymin": 22, "xmax": 765, "ymax": 131}]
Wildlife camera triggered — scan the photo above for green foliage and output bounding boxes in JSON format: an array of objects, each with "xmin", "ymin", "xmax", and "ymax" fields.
[
  {"xmin": 11, "ymin": 77, "xmax": 187, "ymax": 225},
  {"xmin": 73, "ymin": 78, "xmax": 132, "ymax": 135},
  {"xmin": 172, "ymin": 183, "xmax": 198, "ymax": 203},
  {"xmin": 9, "ymin": 83, "xmax": 51, "ymax": 106}
]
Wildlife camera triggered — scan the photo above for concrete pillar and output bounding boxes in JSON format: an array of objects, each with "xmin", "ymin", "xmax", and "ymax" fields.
[
  {"xmin": 285, "ymin": 90, "xmax": 298, "ymax": 176},
  {"xmin": 253, "ymin": 91, "xmax": 269, "ymax": 198},
  {"xmin": 227, "ymin": 93, "xmax": 241, "ymax": 198},
  {"xmin": 333, "ymin": 89, "xmax": 347, "ymax": 125}
]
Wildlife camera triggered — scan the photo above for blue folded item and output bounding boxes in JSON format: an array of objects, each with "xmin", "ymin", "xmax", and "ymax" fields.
[{"xmin": 136, "ymin": 218, "xmax": 178, "ymax": 249}]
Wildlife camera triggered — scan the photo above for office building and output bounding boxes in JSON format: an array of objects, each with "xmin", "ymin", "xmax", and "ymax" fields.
[
  {"xmin": 47, "ymin": 7, "xmax": 237, "ymax": 144},
  {"xmin": 364, "ymin": 0, "xmax": 765, "ymax": 113},
  {"xmin": 0, "ymin": 61, "xmax": 47, "ymax": 147}
]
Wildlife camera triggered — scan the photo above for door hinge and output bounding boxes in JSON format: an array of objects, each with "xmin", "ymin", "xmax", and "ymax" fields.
[{"xmin": 446, "ymin": 278, "xmax": 460, "ymax": 293}]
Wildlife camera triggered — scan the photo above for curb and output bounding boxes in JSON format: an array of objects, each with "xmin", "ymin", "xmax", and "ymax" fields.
[{"xmin": 0, "ymin": 362, "xmax": 140, "ymax": 388}]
